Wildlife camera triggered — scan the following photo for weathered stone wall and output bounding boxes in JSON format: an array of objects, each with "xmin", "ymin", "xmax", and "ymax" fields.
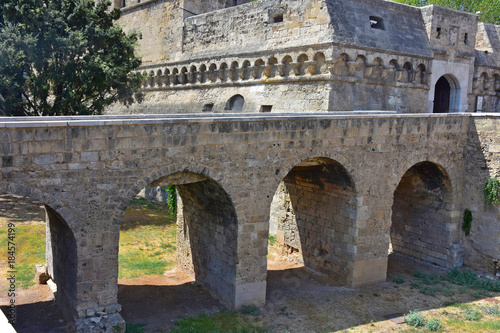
[
  {"xmin": 270, "ymin": 159, "xmax": 357, "ymax": 284},
  {"xmin": 119, "ymin": 0, "xmax": 184, "ymax": 64},
  {"xmin": 462, "ymin": 116, "xmax": 500, "ymax": 274},
  {"xmin": 1, "ymin": 113, "xmax": 497, "ymax": 329},
  {"xmin": 391, "ymin": 162, "xmax": 458, "ymax": 268}
]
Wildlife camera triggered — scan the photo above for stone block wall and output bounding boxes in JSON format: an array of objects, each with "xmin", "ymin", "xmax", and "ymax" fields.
[
  {"xmin": 462, "ymin": 116, "xmax": 500, "ymax": 274},
  {"xmin": 391, "ymin": 162, "xmax": 456, "ymax": 268},
  {"xmin": 270, "ymin": 159, "xmax": 357, "ymax": 283}
]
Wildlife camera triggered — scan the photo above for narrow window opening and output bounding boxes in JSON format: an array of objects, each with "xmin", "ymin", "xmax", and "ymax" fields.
[
  {"xmin": 475, "ymin": 96, "xmax": 484, "ymax": 112},
  {"xmin": 122, "ymin": 0, "xmax": 126, "ymax": 7},
  {"xmin": 273, "ymin": 14, "xmax": 284, "ymax": 23},
  {"xmin": 260, "ymin": 105, "xmax": 273, "ymax": 113},
  {"xmin": 464, "ymin": 33, "xmax": 468, "ymax": 44},
  {"xmin": 436, "ymin": 27, "xmax": 441, "ymax": 38},
  {"xmin": 203, "ymin": 103, "xmax": 214, "ymax": 112},
  {"xmin": 369, "ymin": 16, "xmax": 384, "ymax": 30}
]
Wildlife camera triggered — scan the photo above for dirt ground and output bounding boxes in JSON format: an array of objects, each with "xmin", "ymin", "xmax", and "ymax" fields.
[{"xmin": 1, "ymin": 194, "xmax": 499, "ymax": 333}]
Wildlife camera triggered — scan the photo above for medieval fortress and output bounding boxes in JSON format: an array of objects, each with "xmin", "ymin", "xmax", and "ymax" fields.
[
  {"xmin": 1, "ymin": 0, "xmax": 500, "ymax": 331},
  {"xmin": 110, "ymin": 0, "xmax": 500, "ymax": 115}
]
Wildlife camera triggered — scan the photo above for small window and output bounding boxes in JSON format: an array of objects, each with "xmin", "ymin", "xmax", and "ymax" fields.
[
  {"xmin": 122, "ymin": 0, "xmax": 126, "ymax": 7},
  {"xmin": 475, "ymin": 96, "xmax": 484, "ymax": 112},
  {"xmin": 260, "ymin": 105, "xmax": 273, "ymax": 113},
  {"xmin": 369, "ymin": 16, "xmax": 384, "ymax": 30},
  {"xmin": 203, "ymin": 103, "xmax": 214, "ymax": 112},
  {"xmin": 226, "ymin": 95, "xmax": 244, "ymax": 111},
  {"xmin": 273, "ymin": 14, "xmax": 284, "ymax": 23},
  {"xmin": 464, "ymin": 33, "xmax": 468, "ymax": 45},
  {"xmin": 436, "ymin": 27, "xmax": 441, "ymax": 39}
]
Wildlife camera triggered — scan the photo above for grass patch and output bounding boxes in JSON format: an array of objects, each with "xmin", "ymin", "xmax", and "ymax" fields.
[
  {"xmin": 0, "ymin": 224, "xmax": 46, "ymax": 289},
  {"xmin": 446, "ymin": 269, "xmax": 500, "ymax": 292},
  {"xmin": 170, "ymin": 311, "xmax": 266, "ymax": 333},
  {"xmin": 124, "ymin": 323, "xmax": 146, "ymax": 333},
  {"xmin": 119, "ymin": 198, "xmax": 177, "ymax": 279}
]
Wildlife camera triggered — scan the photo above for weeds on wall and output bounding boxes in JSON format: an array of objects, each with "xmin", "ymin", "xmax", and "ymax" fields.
[
  {"xmin": 166, "ymin": 185, "xmax": 177, "ymax": 219},
  {"xmin": 483, "ymin": 177, "xmax": 500, "ymax": 207},
  {"xmin": 463, "ymin": 208, "xmax": 472, "ymax": 236}
]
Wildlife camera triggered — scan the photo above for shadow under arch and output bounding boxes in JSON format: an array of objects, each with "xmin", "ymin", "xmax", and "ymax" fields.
[
  {"xmin": 390, "ymin": 161, "xmax": 460, "ymax": 268},
  {"xmin": 0, "ymin": 190, "xmax": 77, "ymax": 322},
  {"xmin": 119, "ymin": 171, "xmax": 238, "ymax": 309},
  {"xmin": 268, "ymin": 157, "xmax": 357, "ymax": 285}
]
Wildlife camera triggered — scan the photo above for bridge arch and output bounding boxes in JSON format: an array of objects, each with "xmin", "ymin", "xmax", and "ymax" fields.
[
  {"xmin": 269, "ymin": 156, "xmax": 358, "ymax": 285},
  {"xmin": 390, "ymin": 161, "xmax": 459, "ymax": 268},
  {"xmin": 0, "ymin": 185, "xmax": 77, "ymax": 321},
  {"xmin": 114, "ymin": 165, "xmax": 238, "ymax": 309}
]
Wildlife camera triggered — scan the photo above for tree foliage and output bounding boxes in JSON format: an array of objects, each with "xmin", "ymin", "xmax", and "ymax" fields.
[
  {"xmin": 390, "ymin": 0, "xmax": 500, "ymax": 25},
  {"xmin": 0, "ymin": 0, "xmax": 143, "ymax": 116}
]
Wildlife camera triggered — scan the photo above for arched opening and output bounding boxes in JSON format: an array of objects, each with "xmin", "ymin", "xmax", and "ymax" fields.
[
  {"xmin": 226, "ymin": 94, "xmax": 244, "ymax": 111},
  {"xmin": 118, "ymin": 171, "xmax": 238, "ymax": 324},
  {"xmin": 433, "ymin": 76, "xmax": 451, "ymax": 113},
  {"xmin": 268, "ymin": 157, "xmax": 357, "ymax": 285},
  {"xmin": 390, "ymin": 162, "xmax": 454, "ymax": 267},
  {"xmin": 433, "ymin": 75, "xmax": 460, "ymax": 113},
  {"xmin": 0, "ymin": 193, "xmax": 76, "ymax": 329}
]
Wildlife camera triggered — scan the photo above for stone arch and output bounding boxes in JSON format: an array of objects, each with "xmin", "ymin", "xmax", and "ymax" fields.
[
  {"xmin": 433, "ymin": 74, "xmax": 461, "ymax": 113},
  {"xmin": 0, "ymin": 185, "xmax": 78, "ymax": 321},
  {"xmin": 417, "ymin": 64, "xmax": 427, "ymax": 84},
  {"xmin": 230, "ymin": 61, "xmax": 239, "ymax": 81},
  {"xmin": 155, "ymin": 69, "xmax": 163, "ymax": 87},
  {"xmin": 389, "ymin": 59, "xmax": 399, "ymax": 69},
  {"xmin": 265, "ymin": 57, "xmax": 278, "ymax": 78},
  {"xmin": 297, "ymin": 54, "xmax": 309, "ymax": 76},
  {"xmin": 189, "ymin": 65, "xmax": 197, "ymax": 84},
  {"xmin": 141, "ymin": 71, "xmax": 148, "ymax": 88},
  {"xmin": 480, "ymin": 71, "xmax": 490, "ymax": 90},
  {"xmin": 208, "ymin": 64, "xmax": 218, "ymax": 83},
  {"xmin": 116, "ymin": 168, "xmax": 238, "ymax": 309},
  {"xmin": 354, "ymin": 55, "xmax": 367, "ymax": 77},
  {"xmin": 313, "ymin": 52, "xmax": 327, "ymax": 75},
  {"xmin": 253, "ymin": 59, "xmax": 265, "ymax": 79},
  {"xmin": 269, "ymin": 157, "xmax": 358, "ymax": 285},
  {"xmin": 494, "ymin": 73, "xmax": 500, "ymax": 91},
  {"xmin": 332, "ymin": 53, "xmax": 350, "ymax": 76},
  {"xmin": 147, "ymin": 70, "xmax": 155, "ymax": 87},
  {"xmin": 199, "ymin": 64, "xmax": 207, "ymax": 83},
  {"xmin": 180, "ymin": 67, "xmax": 188, "ymax": 84},
  {"xmin": 163, "ymin": 68, "xmax": 171, "ymax": 86},
  {"xmin": 171, "ymin": 68, "xmax": 180, "ymax": 85},
  {"xmin": 390, "ymin": 161, "xmax": 458, "ymax": 268},
  {"xmin": 242, "ymin": 60, "xmax": 251, "ymax": 80},
  {"xmin": 403, "ymin": 62, "xmax": 414, "ymax": 82},
  {"xmin": 226, "ymin": 94, "xmax": 245, "ymax": 111},
  {"xmin": 281, "ymin": 55, "xmax": 294, "ymax": 77},
  {"xmin": 219, "ymin": 62, "xmax": 228, "ymax": 82}
]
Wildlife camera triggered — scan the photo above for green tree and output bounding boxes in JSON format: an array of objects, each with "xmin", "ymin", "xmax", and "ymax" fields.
[
  {"xmin": 0, "ymin": 0, "xmax": 143, "ymax": 116},
  {"xmin": 390, "ymin": 0, "xmax": 500, "ymax": 25}
]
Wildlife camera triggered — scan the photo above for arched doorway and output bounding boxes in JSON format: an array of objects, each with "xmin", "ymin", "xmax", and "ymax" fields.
[
  {"xmin": 433, "ymin": 75, "xmax": 460, "ymax": 113},
  {"xmin": 226, "ymin": 94, "xmax": 244, "ymax": 111},
  {"xmin": 433, "ymin": 77, "xmax": 450, "ymax": 113}
]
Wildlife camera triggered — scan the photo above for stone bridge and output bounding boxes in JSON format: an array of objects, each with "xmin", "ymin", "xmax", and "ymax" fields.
[{"xmin": 1, "ymin": 113, "xmax": 499, "ymax": 331}]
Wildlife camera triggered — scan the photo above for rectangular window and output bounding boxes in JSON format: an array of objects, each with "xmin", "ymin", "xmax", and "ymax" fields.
[
  {"xmin": 464, "ymin": 33, "xmax": 468, "ymax": 44},
  {"xmin": 369, "ymin": 16, "xmax": 384, "ymax": 30},
  {"xmin": 273, "ymin": 14, "xmax": 284, "ymax": 23},
  {"xmin": 476, "ymin": 96, "xmax": 484, "ymax": 112},
  {"xmin": 203, "ymin": 103, "xmax": 214, "ymax": 112},
  {"xmin": 260, "ymin": 105, "xmax": 273, "ymax": 113},
  {"xmin": 436, "ymin": 27, "xmax": 441, "ymax": 39}
]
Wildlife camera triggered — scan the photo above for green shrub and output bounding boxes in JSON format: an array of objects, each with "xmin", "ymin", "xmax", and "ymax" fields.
[
  {"xmin": 393, "ymin": 276, "xmax": 405, "ymax": 284},
  {"xmin": 484, "ymin": 177, "xmax": 500, "ymax": 207},
  {"xmin": 404, "ymin": 310, "xmax": 426, "ymax": 327},
  {"xmin": 240, "ymin": 304, "xmax": 261, "ymax": 316},
  {"xmin": 463, "ymin": 209, "xmax": 472, "ymax": 236},
  {"xmin": 426, "ymin": 318, "xmax": 442, "ymax": 331},
  {"xmin": 463, "ymin": 308, "xmax": 483, "ymax": 321}
]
